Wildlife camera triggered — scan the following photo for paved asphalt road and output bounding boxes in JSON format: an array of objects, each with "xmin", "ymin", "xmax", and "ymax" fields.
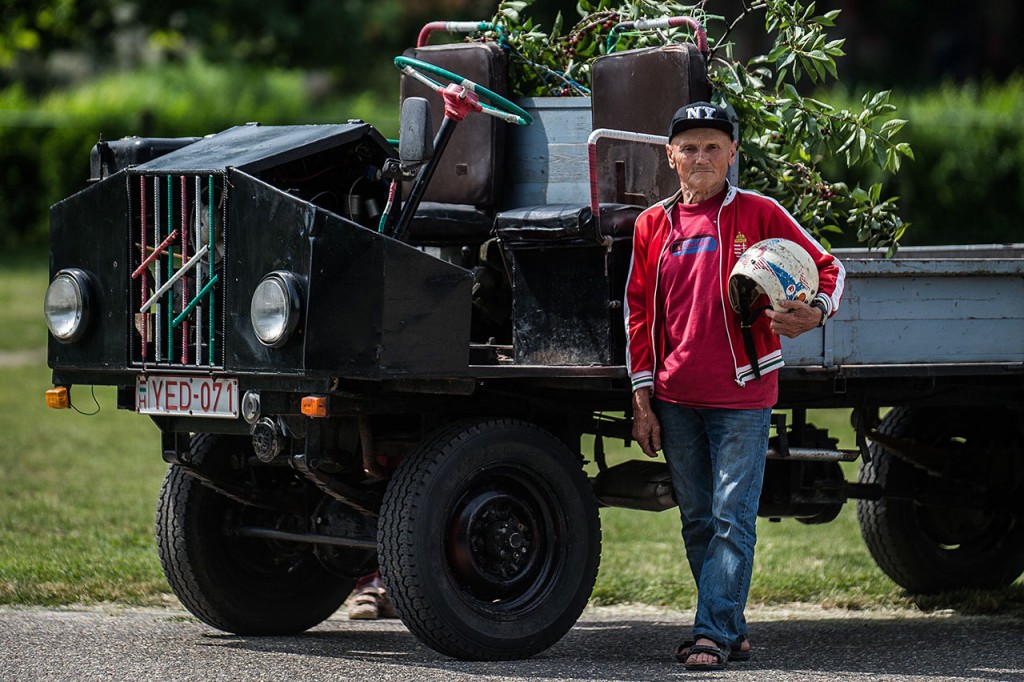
[{"xmin": 3, "ymin": 602, "xmax": 1024, "ymax": 681}]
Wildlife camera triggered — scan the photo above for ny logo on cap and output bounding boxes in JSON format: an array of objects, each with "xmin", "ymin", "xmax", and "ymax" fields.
[{"xmin": 687, "ymin": 106, "xmax": 718, "ymax": 119}]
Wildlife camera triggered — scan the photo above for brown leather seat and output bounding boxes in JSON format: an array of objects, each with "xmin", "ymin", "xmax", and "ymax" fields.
[
  {"xmin": 399, "ymin": 42, "xmax": 508, "ymax": 244},
  {"xmin": 590, "ymin": 44, "xmax": 711, "ymax": 207}
]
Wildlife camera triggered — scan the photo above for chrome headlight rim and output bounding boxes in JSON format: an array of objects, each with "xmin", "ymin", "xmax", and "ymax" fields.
[
  {"xmin": 250, "ymin": 271, "xmax": 302, "ymax": 348},
  {"xmin": 44, "ymin": 268, "xmax": 94, "ymax": 344}
]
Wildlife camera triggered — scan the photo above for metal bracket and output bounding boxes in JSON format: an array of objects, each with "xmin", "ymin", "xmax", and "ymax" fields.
[
  {"xmin": 291, "ymin": 452, "xmax": 381, "ymax": 517},
  {"xmin": 162, "ymin": 449, "xmax": 306, "ymax": 514}
]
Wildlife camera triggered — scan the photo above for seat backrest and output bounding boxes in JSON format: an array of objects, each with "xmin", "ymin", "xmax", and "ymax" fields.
[
  {"xmin": 591, "ymin": 44, "xmax": 710, "ymax": 206},
  {"xmin": 400, "ymin": 42, "xmax": 508, "ymax": 211}
]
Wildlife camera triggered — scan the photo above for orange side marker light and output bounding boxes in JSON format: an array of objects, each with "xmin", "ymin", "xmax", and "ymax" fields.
[
  {"xmin": 301, "ymin": 396, "xmax": 328, "ymax": 418},
  {"xmin": 46, "ymin": 387, "xmax": 70, "ymax": 409}
]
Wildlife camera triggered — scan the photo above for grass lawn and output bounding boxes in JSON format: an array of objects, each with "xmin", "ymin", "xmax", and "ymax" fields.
[
  {"xmin": 586, "ymin": 421, "xmax": 907, "ymax": 613},
  {"xmin": 4, "ymin": 250, "xmax": 1022, "ymax": 615},
  {"xmin": 0, "ymin": 364, "xmax": 167, "ymax": 604},
  {"xmin": 0, "ymin": 251, "xmax": 50, "ymax": 352},
  {"xmin": 1, "ymin": 254, "xmax": 170, "ymax": 604}
]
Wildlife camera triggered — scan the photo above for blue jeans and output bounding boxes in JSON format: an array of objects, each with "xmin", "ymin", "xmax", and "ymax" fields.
[{"xmin": 653, "ymin": 400, "xmax": 771, "ymax": 649}]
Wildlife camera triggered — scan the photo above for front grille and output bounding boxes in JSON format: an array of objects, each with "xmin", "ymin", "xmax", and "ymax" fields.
[{"xmin": 128, "ymin": 173, "xmax": 227, "ymax": 369}]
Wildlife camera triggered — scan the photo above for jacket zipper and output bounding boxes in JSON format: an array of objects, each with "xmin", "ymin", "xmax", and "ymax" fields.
[
  {"xmin": 648, "ymin": 200, "xmax": 674, "ymax": 388},
  {"xmin": 714, "ymin": 187, "xmax": 747, "ymax": 386}
]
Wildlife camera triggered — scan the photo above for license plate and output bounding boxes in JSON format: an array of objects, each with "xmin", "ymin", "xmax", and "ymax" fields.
[{"xmin": 136, "ymin": 375, "xmax": 239, "ymax": 419}]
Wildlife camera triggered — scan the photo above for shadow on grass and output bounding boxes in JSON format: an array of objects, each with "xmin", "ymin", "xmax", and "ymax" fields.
[{"xmin": 909, "ymin": 583, "xmax": 1024, "ymax": 618}]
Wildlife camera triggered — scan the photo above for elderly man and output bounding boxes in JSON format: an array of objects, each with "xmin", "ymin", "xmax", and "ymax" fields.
[{"xmin": 625, "ymin": 101, "xmax": 845, "ymax": 670}]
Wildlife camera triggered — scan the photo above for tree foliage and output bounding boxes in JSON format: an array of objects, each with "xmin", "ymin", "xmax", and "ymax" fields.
[
  {"xmin": 492, "ymin": 0, "xmax": 913, "ymax": 254},
  {"xmin": 0, "ymin": 0, "xmax": 429, "ymax": 92}
]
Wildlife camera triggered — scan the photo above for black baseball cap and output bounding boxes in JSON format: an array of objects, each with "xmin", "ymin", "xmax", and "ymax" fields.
[{"xmin": 668, "ymin": 101, "xmax": 735, "ymax": 140}]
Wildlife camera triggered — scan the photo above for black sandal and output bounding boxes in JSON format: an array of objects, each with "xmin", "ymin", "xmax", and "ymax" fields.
[
  {"xmin": 680, "ymin": 640, "xmax": 729, "ymax": 671},
  {"xmin": 730, "ymin": 635, "xmax": 752, "ymax": 662},
  {"xmin": 675, "ymin": 639, "xmax": 696, "ymax": 663},
  {"xmin": 676, "ymin": 636, "xmax": 752, "ymax": 663}
]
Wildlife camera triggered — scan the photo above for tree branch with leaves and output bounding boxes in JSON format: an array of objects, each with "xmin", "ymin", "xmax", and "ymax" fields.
[{"xmin": 492, "ymin": 0, "xmax": 913, "ymax": 254}]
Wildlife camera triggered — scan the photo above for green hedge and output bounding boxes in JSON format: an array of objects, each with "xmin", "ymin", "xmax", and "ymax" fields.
[
  {"xmin": 1, "ymin": 64, "xmax": 1021, "ymax": 249},
  {"xmin": 821, "ymin": 75, "xmax": 1024, "ymax": 247},
  {"xmin": 890, "ymin": 76, "xmax": 1024, "ymax": 246},
  {"xmin": 0, "ymin": 59, "xmax": 398, "ymax": 249}
]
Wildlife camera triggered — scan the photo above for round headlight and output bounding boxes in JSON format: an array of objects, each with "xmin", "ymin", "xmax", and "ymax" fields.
[
  {"xmin": 251, "ymin": 272, "xmax": 302, "ymax": 347},
  {"xmin": 44, "ymin": 269, "xmax": 93, "ymax": 343}
]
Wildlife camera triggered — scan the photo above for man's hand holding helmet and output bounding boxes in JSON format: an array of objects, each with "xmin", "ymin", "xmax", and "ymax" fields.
[{"xmin": 764, "ymin": 300, "xmax": 824, "ymax": 338}]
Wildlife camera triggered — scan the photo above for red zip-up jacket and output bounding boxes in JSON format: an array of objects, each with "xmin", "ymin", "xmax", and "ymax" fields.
[{"xmin": 625, "ymin": 184, "xmax": 846, "ymax": 396}]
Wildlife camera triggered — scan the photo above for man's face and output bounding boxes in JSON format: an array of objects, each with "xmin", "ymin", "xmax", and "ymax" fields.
[{"xmin": 666, "ymin": 128, "xmax": 736, "ymax": 195}]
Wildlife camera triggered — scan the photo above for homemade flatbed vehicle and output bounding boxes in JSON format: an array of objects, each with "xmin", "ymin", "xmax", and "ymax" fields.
[{"xmin": 45, "ymin": 26, "xmax": 1024, "ymax": 660}]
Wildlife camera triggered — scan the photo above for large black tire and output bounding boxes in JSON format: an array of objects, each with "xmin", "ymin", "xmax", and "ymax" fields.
[
  {"xmin": 378, "ymin": 419, "xmax": 601, "ymax": 660},
  {"xmin": 857, "ymin": 407, "xmax": 1024, "ymax": 593},
  {"xmin": 156, "ymin": 434, "xmax": 355, "ymax": 634}
]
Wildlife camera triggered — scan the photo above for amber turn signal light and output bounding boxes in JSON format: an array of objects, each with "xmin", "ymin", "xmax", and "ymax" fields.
[
  {"xmin": 45, "ymin": 387, "xmax": 70, "ymax": 409},
  {"xmin": 300, "ymin": 396, "xmax": 328, "ymax": 418}
]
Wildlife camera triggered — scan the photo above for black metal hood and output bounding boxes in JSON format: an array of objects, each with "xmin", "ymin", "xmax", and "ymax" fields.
[{"xmin": 134, "ymin": 123, "xmax": 387, "ymax": 175}]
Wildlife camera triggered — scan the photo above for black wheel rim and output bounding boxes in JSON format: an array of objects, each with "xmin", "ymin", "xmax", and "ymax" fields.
[
  {"xmin": 906, "ymin": 427, "xmax": 1014, "ymax": 552},
  {"xmin": 219, "ymin": 502, "xmax": 320, "ymax": 580},
  {"xmin": 913, "ymin": 492, "xmax": 1013, "ymax": 551},
  {"xmin": 446, "ymin": 465, "xmax": 559, "ymax": 608}
]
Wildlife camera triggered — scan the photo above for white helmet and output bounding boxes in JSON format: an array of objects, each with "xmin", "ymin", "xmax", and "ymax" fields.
[{"xmin": 728, "ymin": 238, "xmax": 818, "ymax": 314}]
